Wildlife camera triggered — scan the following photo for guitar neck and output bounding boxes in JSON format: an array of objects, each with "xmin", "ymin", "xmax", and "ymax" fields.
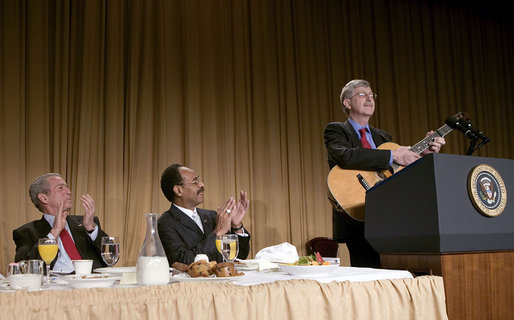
[{"xmin": 410, "ymin": 124, "xmax": 453, "ymax": 155}]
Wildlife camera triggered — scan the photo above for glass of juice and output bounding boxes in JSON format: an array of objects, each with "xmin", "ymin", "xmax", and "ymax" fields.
[{"xmin": 38, "ymin": 237, "xmax": 58, "ymax": 283}]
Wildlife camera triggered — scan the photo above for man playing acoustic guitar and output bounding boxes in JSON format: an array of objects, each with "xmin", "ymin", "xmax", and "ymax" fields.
[{"xmin": 324, "ymin": 79, "xmax": 445, "ymax": 267}]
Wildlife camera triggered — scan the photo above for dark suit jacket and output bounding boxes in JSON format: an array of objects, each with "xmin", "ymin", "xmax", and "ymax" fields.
[
  {"xmin": 158, "ymin": 205, "xmax": 251, "ymax": 266},
  {"xmin": 324, "ymin": 120, "xmax": 392, "ymax": 171},
  {"xmin": 13, "ymin": 215, "xmax": 108, "ymax": 270},
  {"xmin": 324, "ymin": 120, "xmax": 393, "ymax": 241}
]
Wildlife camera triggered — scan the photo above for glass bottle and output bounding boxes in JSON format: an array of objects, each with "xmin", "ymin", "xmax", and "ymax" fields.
[{"xmin": 136, "ymin": 213, "xmax": 170, "ymax": 285}]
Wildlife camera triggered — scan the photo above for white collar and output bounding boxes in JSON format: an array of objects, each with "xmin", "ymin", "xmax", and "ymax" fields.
[{"xmin": 173, "ymin": 203, "xmax": 198, "ymax": 219}]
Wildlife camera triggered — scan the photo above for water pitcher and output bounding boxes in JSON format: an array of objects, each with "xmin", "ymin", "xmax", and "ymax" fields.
[{"xmin": 136, "ymin": 213, "xmax": 169, "ymax": 285}]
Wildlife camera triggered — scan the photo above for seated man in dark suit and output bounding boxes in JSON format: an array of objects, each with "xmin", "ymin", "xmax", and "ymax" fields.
[
  {"xmin": 13, "ymin": 173, "xmax": 108, "ymax": 272},
  {"xmin": 158, "ymin": 164, "xmax": 250, "ymax": 265}
]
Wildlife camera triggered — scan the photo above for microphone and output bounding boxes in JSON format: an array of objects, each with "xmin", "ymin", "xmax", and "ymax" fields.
[{"xmin": 445, "ymin": 115, "xmax": 490, "ymax": 142}]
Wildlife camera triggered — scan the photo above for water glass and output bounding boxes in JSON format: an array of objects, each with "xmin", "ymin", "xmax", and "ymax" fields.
[
  {"xmin": 217, "ymin": 234, "xmax": 239, "ymax": 263},
  {"xmin": 101, "ymin": 236, "xmax": 120, "ymax": 267}
]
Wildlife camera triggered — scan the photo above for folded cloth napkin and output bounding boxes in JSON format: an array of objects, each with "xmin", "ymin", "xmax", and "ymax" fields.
[{"xmin": 254, "ymin": 242, "xmax": 299, "ymax": 264}]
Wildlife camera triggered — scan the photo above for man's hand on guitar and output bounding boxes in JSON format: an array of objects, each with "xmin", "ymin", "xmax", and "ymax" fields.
[
  {"xmin": 422, "ymin": 131, "xmax": 446, "ymax": 155},
  {"xmin": 392, "ymin": 146, "xmax": 420, "ymax": 166}
]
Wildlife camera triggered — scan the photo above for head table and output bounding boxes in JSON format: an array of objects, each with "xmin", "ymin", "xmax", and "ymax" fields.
[{"xmin": 0, "ymin": 266, "xmax": 447, "ymax": 319}]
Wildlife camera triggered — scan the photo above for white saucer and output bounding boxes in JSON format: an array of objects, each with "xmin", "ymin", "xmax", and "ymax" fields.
[{"xmin": 62, "ymin": 274, "xmax": 121, "ymax": 289}]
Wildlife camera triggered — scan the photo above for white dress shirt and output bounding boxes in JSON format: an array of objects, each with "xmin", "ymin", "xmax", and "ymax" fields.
[{"xmin": 43, "ymin": 214, "xmax": 98, "ymax": 272}]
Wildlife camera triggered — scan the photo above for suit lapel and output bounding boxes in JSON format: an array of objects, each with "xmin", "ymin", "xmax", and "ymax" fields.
[
  {"xmin": 344, "ymin": 120, "xmax": 387, "ymax": 148},
  {"xmin": 170, "ymin": 205, "xmax": 204, "ymax": 235},
  {"xmin": 370, "ymin": 126, "xmax": 388, "ymax": 147},
  {"xmin": 197, "ymin": 209, "xmax": 215, "ymax": 234},
  {"xmin": 35, "ymin": 216, "xmax": 52, "ymax": 238},
  {"xmin": 343, "ymin": 120, "xmax": 362, "ymax": 147}
]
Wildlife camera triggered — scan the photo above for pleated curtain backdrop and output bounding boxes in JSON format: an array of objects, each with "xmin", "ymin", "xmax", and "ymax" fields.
[{"xmin": 1, "ymin": 0, "xmax": 512, "ymax": 269}]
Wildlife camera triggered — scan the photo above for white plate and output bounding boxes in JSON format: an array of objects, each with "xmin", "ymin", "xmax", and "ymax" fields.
[
  {"xmin": 50, "ymin": 270, "xmax": 73, "ymax": 275},
  {"xmin": 170, "ymin": 274, "xmax": 244, "ymax": 282},
  {"xmin": 322, "ymin": 257, "xmax": 340, "ymax": 265},
  {"xmin": 280, "ymin": 264, "xmax": 339, "ymax": 276},
  {"xmin": 0, "ymin": 281, "xmax": 15, "ymax": 291},
  {"xmin": 62, "ymin": 274, "xmax": 121, "ymax": 289},
  {"xmin": 93, "ymin": 267, "xmax": 136, "ymax": 274}
]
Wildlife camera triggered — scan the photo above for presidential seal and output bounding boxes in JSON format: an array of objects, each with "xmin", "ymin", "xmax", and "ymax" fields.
[{"xmin": 468, "ymin": 164, "xmax": 507, "ymax": 217}]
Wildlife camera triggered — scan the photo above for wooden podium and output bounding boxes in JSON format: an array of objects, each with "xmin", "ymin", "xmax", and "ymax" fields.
[{"xmin": 365, "ymin": 154, "xmax": 514, "ymax": 320}]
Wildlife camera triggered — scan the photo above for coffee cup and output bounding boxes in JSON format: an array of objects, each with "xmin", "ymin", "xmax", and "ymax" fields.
[
  {"xmin": 72, "ymin": 260, "xmax": 93, "ymax": 276},
  {"xmin": 9, "ymin": 274, "xmax": 43, "ymax": 290}
]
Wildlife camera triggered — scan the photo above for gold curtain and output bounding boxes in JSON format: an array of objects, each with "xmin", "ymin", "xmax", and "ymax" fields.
[{"xmin": 1, "ymin": 0, "xmax": 512, "ymax": 269}]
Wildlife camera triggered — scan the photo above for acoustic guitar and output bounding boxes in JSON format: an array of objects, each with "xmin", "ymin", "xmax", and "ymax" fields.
[{"xmin": 327, "ymin": 113, "xmax": 463, "ymax": 222}]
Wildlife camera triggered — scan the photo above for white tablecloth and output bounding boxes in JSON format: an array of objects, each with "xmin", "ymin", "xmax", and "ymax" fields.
[
  {"xmin": 230, "ymin": 266, "xmax": 413, "ymax": 286},
  {"xmin": 1, "ymin": 266, "xmax": 413, "ymax": 292}
]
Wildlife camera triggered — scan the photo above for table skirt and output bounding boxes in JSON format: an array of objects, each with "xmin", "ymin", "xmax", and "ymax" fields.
[{"xmin": 0, "ymin": 276, "xmax": 447, "ymax": 320}]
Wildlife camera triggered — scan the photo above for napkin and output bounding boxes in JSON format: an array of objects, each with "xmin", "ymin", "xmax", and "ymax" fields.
[
  {"xmin": 254, "ymin": 242, "xmax": 299, "ymax": 264},
  {"xmin": 119, "ymin": 272, "xmax": 137, "ymax": 285},
  {"xmin": 238, "ymin": 259, "xmax": 279, "ymax": 272}
]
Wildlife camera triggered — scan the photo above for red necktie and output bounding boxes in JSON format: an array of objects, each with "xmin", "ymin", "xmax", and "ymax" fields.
[
  {"xmin": 359, "ymin": 128, "xmax": 372, "ymax": 149},
  {"xmin": 60, "ymin": 228, "xmax": 82, "ymax": 260}
]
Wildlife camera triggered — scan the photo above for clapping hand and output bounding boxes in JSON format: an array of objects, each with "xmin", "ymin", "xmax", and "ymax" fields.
[
  {"xmin": 214, "ymin": 197, "xmax": 235, "ymax": 236},
  {"xmin": 231, "ymin": 191, "xmax": 249, "ymax": 230},
  {"xmin": 81, "ymin": 194, "xmax": 97, "ymax": 231},
  {"xmin": 50, "ymin": 199, "xmax": 68, "ymax": 238}
]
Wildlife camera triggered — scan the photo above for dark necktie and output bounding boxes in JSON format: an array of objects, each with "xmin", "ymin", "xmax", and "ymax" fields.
[
  {"xmin": 359, "ymin": 128, "xmax": 372, "ymax": 149},
  {"xmin": 60, "ymin": 228, "xmax": 82, "ymax": 260}
]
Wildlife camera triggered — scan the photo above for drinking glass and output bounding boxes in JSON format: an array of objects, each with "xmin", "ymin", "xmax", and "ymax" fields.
[
  {"xmin": 101, "ymin": 236, "xmax": 120, "ymax": 267},
  {"xmin": 215, "ymin": 235, "xmax": 223, "ymax": 259},
  {"xmin": 38, "ymin": 238, "xmax": 58, "ymax": 282},
  {"xmin": 216, "ymin": 234, "xmax": 239, "ymax": 263}
]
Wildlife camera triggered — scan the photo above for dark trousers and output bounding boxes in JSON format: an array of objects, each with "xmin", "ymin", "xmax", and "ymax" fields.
[{"xmin": 333, "ymin": 209, "xmax": 381, "ymax": 268}]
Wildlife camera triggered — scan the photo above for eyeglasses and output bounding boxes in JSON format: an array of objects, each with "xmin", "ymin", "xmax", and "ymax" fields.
[
  {"xmin": 182, "ymin": 177, "xmax": 202, "ymax": 186},
  {"xmin": 349, "ymin": 92, "xmax": 378, "ymax": 100}
]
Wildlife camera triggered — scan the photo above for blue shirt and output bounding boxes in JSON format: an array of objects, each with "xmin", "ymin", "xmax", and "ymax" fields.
[{"xmin": 348, "ymin": 118, "xmax": 393, "ymax": 166}]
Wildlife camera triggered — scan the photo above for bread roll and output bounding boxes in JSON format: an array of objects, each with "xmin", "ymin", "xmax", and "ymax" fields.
[
  {"xmin": 188, "ymin": 260, "xmax": 211, "ymax": 278},
  {"xmin": 213, "ymin": 262, "xmax": 243, "ymax": 277},
  {"xmin": 171, "ymin": 262, "xmax": 189, "ymax": 273}
]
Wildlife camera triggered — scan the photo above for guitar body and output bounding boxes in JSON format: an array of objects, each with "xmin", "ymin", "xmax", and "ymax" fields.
[
  {"xmin": 327, "ymin": 142, "xmax": 403, "ymax": 222},
  {"xmin": 326, "ymin": 113, "xmax": 460, "ymax": 222}
]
